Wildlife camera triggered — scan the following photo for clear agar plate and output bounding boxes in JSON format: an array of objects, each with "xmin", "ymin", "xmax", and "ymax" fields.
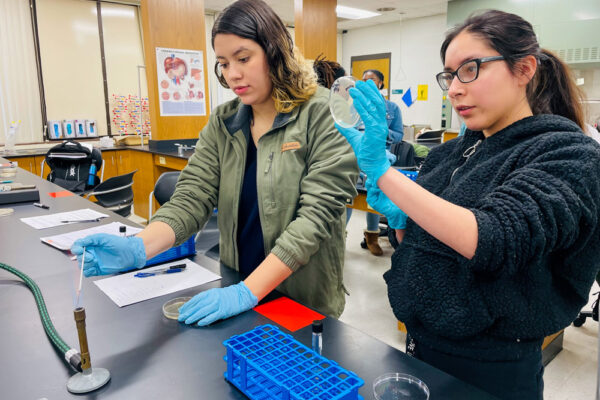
[
  {"xmin": 328, "ymin": 76, "xmax": 361, "ymax": 128},
  {"xmin": 162, "ymin": 296, "xmax": 191, "ymax": 320},
  {"xmin": 373, "ymin": 373, "xmax": 430, "ymax": 400}
]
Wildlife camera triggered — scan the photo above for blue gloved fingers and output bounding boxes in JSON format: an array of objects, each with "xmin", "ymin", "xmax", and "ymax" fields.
[
  {"xmin": 386, "ymin": 150, "xmax": 397, "ymax": 165},
  {"xmin": 183, "ymin": 302, "xmax": 218, "ymax": 325},
  {"xmin": 72, "ymin": 233, "xmax": 112, "ymax": 256},
  {"xmin": 178, "ymin": 291, "xmax": 207, "ymax": 316},
  {"xmin": 360, "ymin": 79, "xmax": 387, "ymax": 113},
  {"xmin": 73, "ymin": 233, "xmax": 110, "ymax": 249},
  {"xmin": 348, "ymin": 88, "xmax": 377, "ymax": 124},
  {"xmin": 71, "ymin": 242, "xmax": 85, "ymax": 256},
  {"xmin": 334, "ymin": 122, "xmax": 362, "ymax": 154},
  {"xmin": 195, "ymin": 311, "xmax": 222, "ymax": 327},
  {"xmin": 82, "ymin": 253, "xmax": 99, "ymax": 277},
  {"xmin": 179, "ymin": 291, "xmax": 218, "ymax": 322},
  {"xmin": 353, "ymin": 80, "xmax": 387, "ymax": 118},
  {"xmin": 349, "ymin": 94, "xmax": 387, "ymax": 140}
]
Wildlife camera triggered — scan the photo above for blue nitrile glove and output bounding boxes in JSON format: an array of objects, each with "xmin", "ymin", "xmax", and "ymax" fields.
[
  {"xmin": 365, "ymin": 178, "xmax": 408, "ymax": 229},
  {"xmin": 386, "ymin": 149, "xmax": 397, "ymax": 165},
  {"xmin": 334, "ymin": 79, "xmax": 391, "ymax": 183},
  {"xmin": 178, "ymin": 281, "xmax": 258, "ymax": 326},
  {"xmin": 71, "ymin": 233, "xmax": 146, "ymax": 277}
]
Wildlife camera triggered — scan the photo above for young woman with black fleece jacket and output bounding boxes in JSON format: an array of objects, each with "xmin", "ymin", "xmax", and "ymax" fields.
[{"xmin": 336, "ymin": 10, "xmax": 600, "ymax": 400}]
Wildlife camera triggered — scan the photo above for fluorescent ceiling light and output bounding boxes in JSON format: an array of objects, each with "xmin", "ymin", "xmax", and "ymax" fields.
[{"xmin": 336, "ymin": 5, "xmax": 380, "ymax": 20}]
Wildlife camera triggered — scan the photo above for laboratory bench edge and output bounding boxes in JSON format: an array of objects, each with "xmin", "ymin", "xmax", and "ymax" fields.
[{"xmin": 0, "ymin": 157, "xmax": 496, "ymax": 399}]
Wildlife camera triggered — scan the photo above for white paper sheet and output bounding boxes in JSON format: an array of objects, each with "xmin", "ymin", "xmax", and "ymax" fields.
[
  {"xmin": 40, "ymin": 221, "xmax": 142, "ymax": 250},
  {"xmin": 21, "ymin": 208, "xmax": 109, "ymax": 229},
  {"xmin": 93, "ymin": 259, "xmax": 221, "ymax": 307}
]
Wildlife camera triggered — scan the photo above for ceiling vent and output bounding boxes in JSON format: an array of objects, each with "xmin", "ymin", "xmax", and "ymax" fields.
[{"xmin": 554, "ymin": 46, "xmax": 600, "ymax": 64}]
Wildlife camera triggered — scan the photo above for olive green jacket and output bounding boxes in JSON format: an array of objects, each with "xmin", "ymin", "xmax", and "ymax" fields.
[{"xmin": 152, "ymin": 87, "xmax": 359, "ymax": 317}]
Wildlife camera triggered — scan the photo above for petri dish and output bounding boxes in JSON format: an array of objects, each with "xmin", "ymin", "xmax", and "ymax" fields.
[
  {"xmin": 162, "ymin": 296, "xmax": 191, "ymax": 320},
  {"xmin": 373, "ymin": 373, "xmax": 430, "ymax": 400},
  {"xmin": 328, "ymin": 76, "xmax": 361, "ymax": 128}
]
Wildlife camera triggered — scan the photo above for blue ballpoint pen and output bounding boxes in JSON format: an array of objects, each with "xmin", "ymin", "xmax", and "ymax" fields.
[{"xmin": 134, "ymin": 264, "xmax": 186, "ymax": 278}]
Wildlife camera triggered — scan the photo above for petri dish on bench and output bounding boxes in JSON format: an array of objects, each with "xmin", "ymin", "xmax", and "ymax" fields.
[
  {"xmin": 373, "ymin": 372, "xmax": 430, "ymax": 400},
  {"xmin": 162, "ymin": 296, "xmax": 191, "ymax": 320}
]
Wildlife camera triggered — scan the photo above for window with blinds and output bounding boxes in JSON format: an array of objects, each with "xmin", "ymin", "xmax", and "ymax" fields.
[
  {"xmin": 0, "ymin": 0, "xmax": 44, "ymax": 144},
  {"xmin": 0, "ymin": 0, "xmax": 146, "ymax": 145}
]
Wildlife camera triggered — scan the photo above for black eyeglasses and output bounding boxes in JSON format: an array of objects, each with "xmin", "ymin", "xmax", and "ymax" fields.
[{"xmin": 436, "ymin": 56, "xmax": 505, "ymax": 91}]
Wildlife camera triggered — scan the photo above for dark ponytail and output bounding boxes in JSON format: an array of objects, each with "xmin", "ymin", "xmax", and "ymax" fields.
[
  {"xmin": 440, "ymin": 10, "xmax": 585, "ymax": 130},
  {"xmin": 528, "ymin": 49, "xmax": 584, "ymax": 129}
]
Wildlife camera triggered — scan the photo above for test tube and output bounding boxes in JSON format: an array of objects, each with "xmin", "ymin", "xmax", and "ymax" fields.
[
  {"xmin": 119, "ymin": 226, "xmax": 126, "ymax": 237},
  {"xmin": 312, "ymin": 320, "xmax": 323, "ymax": 355}
]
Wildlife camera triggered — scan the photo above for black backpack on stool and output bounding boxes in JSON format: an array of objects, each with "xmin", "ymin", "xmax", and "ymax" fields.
[{"xmin": 45, "ymin": 140, "xmax": 102, "ymax": 193}]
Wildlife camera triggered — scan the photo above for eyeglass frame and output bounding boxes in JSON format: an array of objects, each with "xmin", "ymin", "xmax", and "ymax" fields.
[{"xmin": 436, "ymin": 56, "xmax": 505, "ymax": 91}]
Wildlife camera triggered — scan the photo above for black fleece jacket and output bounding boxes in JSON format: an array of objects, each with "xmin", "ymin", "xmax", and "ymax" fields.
[{"xmin": 385, "ymin": 114, "xmax": 600, "ymax": 361}]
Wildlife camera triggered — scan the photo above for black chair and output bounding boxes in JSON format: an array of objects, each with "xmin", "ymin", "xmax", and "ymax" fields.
[
  {"xmin": 573, "ymin": 273, "xmax": 600, "ymax": 327},
  {"xmin": 573, "ymin": 293, "xmax": 599, "ymax": 327},
  {"xmin": 85, "ymin": 170, "xmax": 137, "ymax": 217},
  {"xmin": 148, "ymin": 171, "xmax": 181, "ymax": 222},
  {"xmin": 147, "ymin": 171, "xmax": 219, "ymax": 257}
]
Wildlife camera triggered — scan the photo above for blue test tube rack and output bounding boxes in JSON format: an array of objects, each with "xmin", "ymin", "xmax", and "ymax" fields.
[
  {"xmin": 396, "ymin": 168, "xmax": 418, "ymax": 182},
  {"xmin": 223, "ymin": 324, "xmax": 364, "ymax": 400},
  {"xmin": 144, "ymin": 235, "xmax": 196, "ymax": 267}
]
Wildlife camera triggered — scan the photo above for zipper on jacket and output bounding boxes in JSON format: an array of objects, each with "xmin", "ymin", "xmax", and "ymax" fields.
[
  {"xmin": 232, "ymin": 134, "xmax": 247, "ymax": 269},
  {"xmin": 264, "ymin": 151, "xmax": 275, "ymax": 206},
  {"xmin": 450, "ymin": 139, "xmax": 482, "ymax": 183}
]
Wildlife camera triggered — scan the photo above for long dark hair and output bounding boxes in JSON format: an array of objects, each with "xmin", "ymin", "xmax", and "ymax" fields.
[
  {"xmin": 440, "ymin": 10, "xmax": 584, "ymax": 129},
  {"xmin": 211, "ymin": 0, "xmax": 316, "ymax": 112}
]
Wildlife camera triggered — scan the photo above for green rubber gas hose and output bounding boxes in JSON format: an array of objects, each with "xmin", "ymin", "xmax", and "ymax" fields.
[{"xmin": 0, "ymin": 262, "xmax": 82, "ymax": 372}]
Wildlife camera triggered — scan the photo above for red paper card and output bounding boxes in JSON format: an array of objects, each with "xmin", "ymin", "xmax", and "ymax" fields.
[
  {"xmin": 253, "ymin": 297, "xmax": 325, "ymax": 332},
  {"xmin": 48, "ymin": 191, "xmax": 74, "ymax": 198}
]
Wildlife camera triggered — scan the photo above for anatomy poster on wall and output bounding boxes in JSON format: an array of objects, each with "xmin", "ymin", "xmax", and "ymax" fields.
[{"xmin": 155, "ymin": 47, "xmax": 206, "ymax": 116}]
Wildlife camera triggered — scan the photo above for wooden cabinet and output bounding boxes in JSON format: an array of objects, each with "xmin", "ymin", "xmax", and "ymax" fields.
[
  {"xmin": 127, "ymin": 150, "xmax": 154, "ymax": 221},
  {"xmin": 7, "ymin": 156, "xmax": 38, "ymax": 175},
  {"xmin": 36, "ymin": 155, "xmax": 49, "ymax": 179},
  {"xmin": 99, "ymin": 150, "xmax": 119, "ymax": 180}
]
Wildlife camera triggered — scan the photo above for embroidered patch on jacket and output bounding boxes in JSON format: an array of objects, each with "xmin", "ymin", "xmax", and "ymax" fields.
[{"xmin": 281, "ymin": 141, "xmax": 301, "ymax": 152}]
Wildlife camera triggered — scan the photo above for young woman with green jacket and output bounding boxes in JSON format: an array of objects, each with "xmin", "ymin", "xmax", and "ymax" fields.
[{"xmin": 72, "ymin": 0, "xmax": 358, "ymax": 323}]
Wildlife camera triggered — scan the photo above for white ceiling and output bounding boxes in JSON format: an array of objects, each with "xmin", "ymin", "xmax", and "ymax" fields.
[{"xmin": 203, "ymin": 0, "xmax": 449, "ymax": 30}]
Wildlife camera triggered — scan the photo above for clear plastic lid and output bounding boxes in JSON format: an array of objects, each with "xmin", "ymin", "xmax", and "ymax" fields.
[
  {"xmin": 328, "ymin": 76, "xmax": 361, "ymax": 128},
  {"xmin": 162, "ymin": 296, "xmax": 191, "ymax": 320},
  {"xmin": 373, "ymin": 373, "xmax": 430, "ymax": 400}
]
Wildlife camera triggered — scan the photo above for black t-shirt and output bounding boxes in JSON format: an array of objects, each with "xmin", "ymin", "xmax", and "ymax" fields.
[{"xmin": 236, "ymin": 137, "xmax": 266, "ymax": 278}]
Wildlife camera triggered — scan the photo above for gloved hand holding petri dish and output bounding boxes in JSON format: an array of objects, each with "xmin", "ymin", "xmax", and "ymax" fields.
[{"xmin": 328, "ymin": 76, "xmax": 361, "ymax": 128}]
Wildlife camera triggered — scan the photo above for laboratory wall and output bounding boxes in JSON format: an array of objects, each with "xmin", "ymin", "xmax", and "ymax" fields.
[
  {"xmin": 448, "ymin": 0, "xmax": 600, "ymax": 125},
  {"xmin": 340, "ymin": 14, "xmax": 447, "ymax": 129}
]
